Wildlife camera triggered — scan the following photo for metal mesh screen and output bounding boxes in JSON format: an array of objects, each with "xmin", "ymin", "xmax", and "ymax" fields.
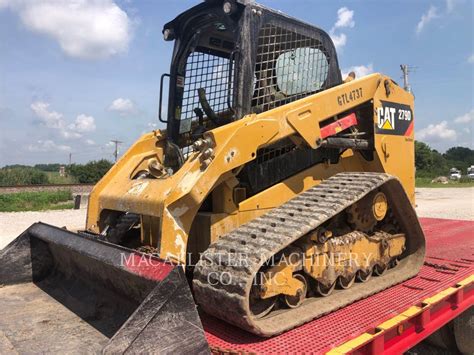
[
  {"xmin": 180, "ymin": 51, "xmax": 233, "ymax": 132},
  {"xmin": 252, "ymin": 24, "xmax": 330, "ymax": 113}
]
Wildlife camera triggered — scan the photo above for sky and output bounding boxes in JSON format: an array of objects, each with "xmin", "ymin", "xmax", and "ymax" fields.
[{"xmin": 0, "ymin": 0, "xmax": 472, "ymax": 166}]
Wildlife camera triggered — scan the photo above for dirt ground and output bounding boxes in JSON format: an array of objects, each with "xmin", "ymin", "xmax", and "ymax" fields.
[{"xmin": 0, "ymin": 187, "xmax": 473, "ymax": 250}]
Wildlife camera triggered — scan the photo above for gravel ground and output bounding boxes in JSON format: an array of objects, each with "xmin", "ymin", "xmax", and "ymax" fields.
[
  {"xmin": 415, "ymin": 187, "xmax": 474, "ymax": 221},
  {"xmin": 0, "ymin": 208, "xmax": 86, "ymax": 249},
  {"xmin": 0, "ymin": 187, "xmax": 472, "ymax": 250}
]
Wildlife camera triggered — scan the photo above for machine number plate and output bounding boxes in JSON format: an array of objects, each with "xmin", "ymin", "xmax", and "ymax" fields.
[{"xmin": 337, "ymin": 87, "xmax": 363, "ymax": 106}]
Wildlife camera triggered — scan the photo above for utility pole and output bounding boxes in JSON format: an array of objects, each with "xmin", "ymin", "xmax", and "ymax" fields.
[
  {"xmin": 400, "ymin": 64, "xmax": 414, "ymax": 93},
  {"xmin": 110, "ymin": 139, "xmax": 123, "ymax": 163},
  {"xmin": 69, "ymin": 153, "xmax": 72, "ymax": 165}
]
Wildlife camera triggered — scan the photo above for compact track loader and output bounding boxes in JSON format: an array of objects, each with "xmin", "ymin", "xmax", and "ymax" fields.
[{"xmin": 0, "ymin": 0, "xmax": 425, "ymax": 352}]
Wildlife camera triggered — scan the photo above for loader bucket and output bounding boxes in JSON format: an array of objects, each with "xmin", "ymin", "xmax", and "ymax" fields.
[{"xmin": 0, "ymin": 223, "xmax": 208, "ymax": 354}]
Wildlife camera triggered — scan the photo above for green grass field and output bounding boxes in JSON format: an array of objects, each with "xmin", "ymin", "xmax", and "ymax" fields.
[
  {"xmin": 0, "ymin": 190, "xmax": 74, "ymax": 212},
  {"xmin": 45, "ymin": 171, "xmax": 77, "ymax": 184},
  {"xmin": 415, "ymin": 177, "xmax": 474, "ymax": 188}
]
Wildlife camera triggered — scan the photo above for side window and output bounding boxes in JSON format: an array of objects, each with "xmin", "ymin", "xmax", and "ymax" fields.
[
  {"xmin": 252, "ymin": 24, "xmax": 331, "ymax": 113},
  {"xmin": 275, "ymin": 47, "xmax": 329, "ymax": 95}
]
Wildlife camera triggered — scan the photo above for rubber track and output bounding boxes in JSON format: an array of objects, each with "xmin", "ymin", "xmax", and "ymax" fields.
[{"xmin": 193, "ymin": 172, "xmax": 425, "ymax": 336}]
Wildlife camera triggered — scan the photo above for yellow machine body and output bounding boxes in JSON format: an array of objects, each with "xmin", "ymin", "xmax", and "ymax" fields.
[{"xmin": 86, "ymin": 73, "xmax": 415, "ymax": 265}]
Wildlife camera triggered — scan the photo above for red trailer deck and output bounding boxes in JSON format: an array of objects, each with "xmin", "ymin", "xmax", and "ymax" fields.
[{"xmin": 203, "ymin": 218, "xmax": 474, "ymax": 354}]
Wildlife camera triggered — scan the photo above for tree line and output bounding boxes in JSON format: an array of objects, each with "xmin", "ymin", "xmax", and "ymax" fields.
[
  {"xmin": 0, "ymin": 160, "xmax": 113, "ymax": 186},
  {"xmin": 415, "ymin": 143, "xmax": 473, "ymax": 178}
]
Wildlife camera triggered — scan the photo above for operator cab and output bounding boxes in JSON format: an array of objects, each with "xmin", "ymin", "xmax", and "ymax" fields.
[{"xmin": 161, "ymin": 0, "xmax": 342, "ymax": 166}]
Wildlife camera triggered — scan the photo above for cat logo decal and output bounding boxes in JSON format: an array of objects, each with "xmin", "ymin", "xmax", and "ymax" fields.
[{"xmin": 376, "ymin": 101, "xmax": 413, "ymax": 136}]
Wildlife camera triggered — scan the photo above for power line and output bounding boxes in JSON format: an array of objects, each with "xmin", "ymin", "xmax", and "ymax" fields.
[{"xmin": 110, "ymin": 139, "xmax": 123, "ymax": 163}]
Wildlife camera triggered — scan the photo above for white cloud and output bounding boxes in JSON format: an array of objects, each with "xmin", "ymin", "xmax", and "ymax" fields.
[
  {"xmin": 446, "ymin": 0, "xmax": 455, "ymax": 13},
  {"xmin": 108, "ymin": 97, "xmax": 136, "ymax": 116},
  {"xmin": 31, "ymin": 101, "xmax": 96, "ymax": 139},
  {"xmin": 341, "ymin": 64, "xmax": 374, "ymax": 79},
  {"xmin": 334, "ymin": 7, "xmax": 355, "ymax": 29},
  {"xmin": 30, "ymin": 101, "xmax": 65, "ymax": 129},
  {"xmin": 468, "ymin": 54, "xmax": 474, "ymax": 64},
  {"xmin": 27, "ymin": 140, "xmax": 71, "ymax": 152},
  {"xmin": 0, "ymin": 0, "xmax": 132, "ymax": 60},
  {"xmin": 416, "ymin": 6, "xmax": 439, "ymax": 34},
  {"xmin": 331, "ymin": 33, "xmax": 347, "ymax": 50},
  {"xmin": 454, "ymin": 109, "xmax": 474, "ymax": 124},
  {"xmin": 86, "ymin": 139, "xmax": 95, "ymax": 145},
  {"xmin": 416, "ymin": 121, "xmax": 457, "ymax": 142},
  {"xmin": 61, "ymin": 130, "xmax": 82, "ymax": 139},
  {"xmin": 330, "ymin": 7, "xmax": 354, "ymax": 50},
  {"xmin": 69, "ymin": 114, "xmax": 96, "ymax": 133}
]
